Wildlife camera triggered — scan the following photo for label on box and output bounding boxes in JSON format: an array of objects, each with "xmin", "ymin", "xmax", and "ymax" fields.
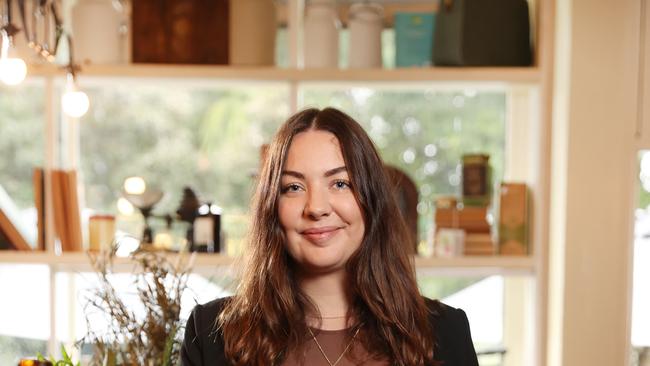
[
  {"xmin": 194, "ymin": 216, "xmax": 214, "ymax": 245},
  {"xmin": 498, "ymin": 183, "xmax": 528, "ymax": 255},
  {"xmin": 395, "ymin": 13, "xmax": 435, "ymax": 67}
]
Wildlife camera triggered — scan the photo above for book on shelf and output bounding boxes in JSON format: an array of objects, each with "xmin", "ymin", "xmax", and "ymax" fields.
[
  {"xmin": 0, "ymin": 228, "xmax": 13, "ymax": 250},
  {"xmin": 51, "ymin": 170, "xmax": 83, "ymax": 251},
  {"xmin": 464, "ymin": 233, "xmax": 496, "ymax": 256},
  {"xmin": 0, "ymin": 209, "xmax": 31, "ymax": 250},
  {"xmin": 0, "ymin": 182, "xmax": 33, "ymax": 250},
  {"xmin": 33, "ymin": 168, "xmax": 45, "ymax": 250},
  {"xmin": 435, "ymin": 205, "xmax": 491, "ymax": 233},
  {"xmin": 51, "ymin": 170, "xmax": 69, "ymax": 251},
  {"xmin": 65, "ymin": 170, "xmax": 83, "ymax": 250}
]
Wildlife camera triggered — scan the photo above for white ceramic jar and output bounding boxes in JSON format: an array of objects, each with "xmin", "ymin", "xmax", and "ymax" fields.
[
  {"xmin": 72, "ymin": 0, "xmax": 124, "ymax": 64},
  {"xmin": 304, "ymin": 0, "xmax": 340, "ymax": 68},
  {"xmin": 348, "ymin": 3, "xmax": 384, "ymax": 68},
  {"xmin": 230, "ymin": 0, "xmax": 276, "ymax": 66}
]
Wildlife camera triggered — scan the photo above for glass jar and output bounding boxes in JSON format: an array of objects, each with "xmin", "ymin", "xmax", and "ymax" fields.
[
  {"xmin": 348, "ymin": 3, "xmax": 384, "ymax": 68},
  {"xmin": 304, "ymin": 0, "xmax": 340, "ymax": 68},
  {"xmin": 72, "ymin": 0, "xmax": 124, "ymax": 64}
]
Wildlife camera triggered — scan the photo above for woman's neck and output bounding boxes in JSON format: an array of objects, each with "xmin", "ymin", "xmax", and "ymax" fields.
[{"xmin": 299, "ymin": 269, "xmax": 353, "ymax": 330}]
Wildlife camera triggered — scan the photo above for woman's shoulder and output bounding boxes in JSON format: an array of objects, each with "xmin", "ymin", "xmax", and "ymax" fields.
[
  {"xmin": 181, "ymin": 297, "xmax": 232, "ymax": 365},
  {"xmin": 422, "ymin": 296, "xmax": 472, "ymax": 337},
  {"xmin": 187, "ymin": 296, "xmax": 231, "ymax": 335},
  {"xmin": 422, "ymin": 297, "xmax": 479, "ymax": 365},
  {"xmin": 191, "ymin": 296, "xmax": 231, "ymax": 318},
  {"xmin": 423, "ymin": 297, "xmax": 469, "ymax": 327}
]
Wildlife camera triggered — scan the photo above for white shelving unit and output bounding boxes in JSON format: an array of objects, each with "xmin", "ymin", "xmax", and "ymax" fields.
[
  {"xmin": 1, "ymin": 0, "xmax": 555, "ymax": 364},
  {"xmin": 28, "ymin": 63, "xmax": 541, "ymax": 83},
  {"xmin": 0, "ymin": 251, "xmax": 535, "ymax": 275}
]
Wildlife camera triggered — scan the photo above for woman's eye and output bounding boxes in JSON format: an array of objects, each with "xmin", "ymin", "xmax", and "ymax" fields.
[
  {"xmin": 282, "ymin": 183, "xmax": 302, "ymax": 193},
  {"xmin": 333, "ymin": 180, "xmax": 351, "ymax": 190}
]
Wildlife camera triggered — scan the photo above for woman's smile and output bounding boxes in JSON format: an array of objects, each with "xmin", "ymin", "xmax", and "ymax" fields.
[{"xmin": 300, "ymin": 226, "xmax": 343, "ymax": 245}]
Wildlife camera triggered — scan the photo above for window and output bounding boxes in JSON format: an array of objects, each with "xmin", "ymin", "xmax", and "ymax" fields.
[
  {"xmin": 631, "ymin": 151, "xmax": 650, "ymax": 365},
  {"xmin": 300, "ymin": 85, "xmax": 506, "ymax": 250},
  {"xmin": 0, "ymin": 82, "xmax": 45, "ymax": 248},
  {"xmin": 0, "ymin": 264, "xmax": 49, "ymax": 363},
  {"xmin": 78, "ymin": 81, "xmax": 290, "ymax": 254}
]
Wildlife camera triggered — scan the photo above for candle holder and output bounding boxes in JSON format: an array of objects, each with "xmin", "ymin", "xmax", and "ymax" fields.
[{"xmin": 122, "ymin": 187, "xmax": 163, "ymax": 244}]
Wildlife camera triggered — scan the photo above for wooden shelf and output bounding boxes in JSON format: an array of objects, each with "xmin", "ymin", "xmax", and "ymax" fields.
[
  {"xmin": 414, "ymin": 255, "xmax": 536, "ymax": 276},
  {"xmin": 0, "ymin": 250, "xmax": 535, "ymax": 275},
  {"xmin": 27, "ymin": 63, "xmax": 540, "ymax": 84},
  {"xmin": 0, "ymin": 251, "xmax": 232, "ymax": 272}
]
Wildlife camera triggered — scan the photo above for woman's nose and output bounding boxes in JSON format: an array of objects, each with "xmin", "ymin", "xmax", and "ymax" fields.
[{"xmin": 304, "ymin": 186, "xmax": 331, "ymax": 219}]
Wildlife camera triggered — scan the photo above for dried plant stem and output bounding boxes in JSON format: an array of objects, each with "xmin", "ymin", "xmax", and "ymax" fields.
[{"xmin": 80, "ymin": 247, "xmax": 192, "ymax": 366}]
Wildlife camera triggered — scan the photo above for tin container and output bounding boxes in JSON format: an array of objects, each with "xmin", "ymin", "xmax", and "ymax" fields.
[{"xmin": 462, "ymin": 154, "xmax": 491, "ymax": 206}]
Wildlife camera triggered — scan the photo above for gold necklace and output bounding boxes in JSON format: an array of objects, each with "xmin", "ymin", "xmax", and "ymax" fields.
[{"xmin": 307, "ymin": 326, "xmax": 361, "ymax": 366}]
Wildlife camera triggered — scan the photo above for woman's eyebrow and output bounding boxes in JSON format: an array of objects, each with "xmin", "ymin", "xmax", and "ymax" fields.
[
  {"xmin": 281, "ymin": 166, "xmax": 347, "ymax": 179},
  {"xmin": 324, "ymin": 166, "xmax": 347, "ymax": 177},
  {"xmin": 282, "ymin": 170, "xmax": 304, "ymax": 179}
]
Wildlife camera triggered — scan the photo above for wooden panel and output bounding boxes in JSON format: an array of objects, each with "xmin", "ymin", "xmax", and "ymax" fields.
[{"xmin": 637, "ymin": 0, "xmax": 650, "ymax": 146}]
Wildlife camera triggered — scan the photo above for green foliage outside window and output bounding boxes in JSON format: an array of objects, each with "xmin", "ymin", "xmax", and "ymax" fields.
[
  {"xmin": 79, "ymin": 84, "xmax": 289, "ymax": 250},
  {"xmin": 0, "ymin": 84, "xmax": 44, "ymax": 208}
]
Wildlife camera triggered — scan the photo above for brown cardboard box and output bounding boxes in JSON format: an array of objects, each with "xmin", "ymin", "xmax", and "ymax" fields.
[
  {"xmin": 464, "ymin": 233, "xmax": 495, "ymax": 255},
  {"xmin": 435, "ymin": 206, "xmax": 491, "ymax": 233},
  {"xmin": 498, "ymin": 183, "xmax": 529, "ymax": 255}
]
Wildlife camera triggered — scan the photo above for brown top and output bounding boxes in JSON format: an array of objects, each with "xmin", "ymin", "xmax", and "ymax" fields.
[
  {"xmin": 281, "ymin": 328, "xmax": 390, "ymax": 366},
  {"xmin": 182, "ymin": 297, "xmax": 480, "ymax": 366}
]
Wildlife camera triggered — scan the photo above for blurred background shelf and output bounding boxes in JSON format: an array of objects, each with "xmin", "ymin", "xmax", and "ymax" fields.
[{"xmin": 0, "ymin": 250, "xmax": 535, "ymax": 275}]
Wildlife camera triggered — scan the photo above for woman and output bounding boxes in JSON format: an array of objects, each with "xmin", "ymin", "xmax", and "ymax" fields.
[{"xmin": 181, "ymin": 108, "xmax": 478, "ymax": 366}]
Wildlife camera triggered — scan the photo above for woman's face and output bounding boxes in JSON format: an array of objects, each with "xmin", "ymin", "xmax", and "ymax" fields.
[{"xmin": 278, "ymin": 129, "xmax": 365, "ymax": 274}]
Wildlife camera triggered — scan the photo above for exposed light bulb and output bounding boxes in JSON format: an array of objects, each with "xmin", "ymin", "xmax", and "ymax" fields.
[
  {"xmin": 124, "ymin": 176, "xmax": 146, "ymax": 195},
  {"xmin": 117, "ymin": 197, "xmax": 135, "ymax": 215},
  {"xmin": 0, "ymin": 31, "xmax": 27, "ymax": 86},
  {"xmin": 61, "ymin": 74, "xmax": 89, "ymax": 118}
]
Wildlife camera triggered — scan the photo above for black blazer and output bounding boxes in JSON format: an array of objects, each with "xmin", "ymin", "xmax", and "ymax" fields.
[{"xmin": 181, "ymin": 297, "xmax": 479, "ymax": 366}]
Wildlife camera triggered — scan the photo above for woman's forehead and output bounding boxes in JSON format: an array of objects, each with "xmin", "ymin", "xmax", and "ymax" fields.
[{"xmin": 283, "ymin": 130, "xmax": 347, "ymax": 173}]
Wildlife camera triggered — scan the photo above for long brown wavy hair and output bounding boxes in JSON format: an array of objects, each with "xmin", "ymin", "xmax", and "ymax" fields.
[{"xmin": 219, "ymin": 107, "xmax": 437, "ymax": 365}]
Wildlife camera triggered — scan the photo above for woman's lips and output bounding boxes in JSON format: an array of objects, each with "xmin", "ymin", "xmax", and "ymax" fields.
[{"xmin": 300, "ymin": 226, "xmax": 342, "ymax": 244}]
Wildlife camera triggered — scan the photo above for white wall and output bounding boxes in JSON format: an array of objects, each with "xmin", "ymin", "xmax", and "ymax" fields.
[{"xmin": 548, "ymin": 0, "xmax": 640, "ymax": 364}]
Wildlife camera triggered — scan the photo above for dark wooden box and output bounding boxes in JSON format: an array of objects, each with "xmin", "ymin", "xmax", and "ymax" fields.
[{"xmin": 132, "ymin": 0, "xmax": 229, "ymax": 64}]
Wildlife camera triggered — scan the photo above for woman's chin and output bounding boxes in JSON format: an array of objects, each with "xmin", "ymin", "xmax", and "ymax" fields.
[{"xmin": 295, "ymin": 256, "xmax": 347, "ymax": 275}]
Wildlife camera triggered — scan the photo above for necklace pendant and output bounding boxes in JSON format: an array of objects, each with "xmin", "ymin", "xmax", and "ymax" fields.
[{"xmin": 308, "ymin": 326, "xmax": 361, "ymax": 366}]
